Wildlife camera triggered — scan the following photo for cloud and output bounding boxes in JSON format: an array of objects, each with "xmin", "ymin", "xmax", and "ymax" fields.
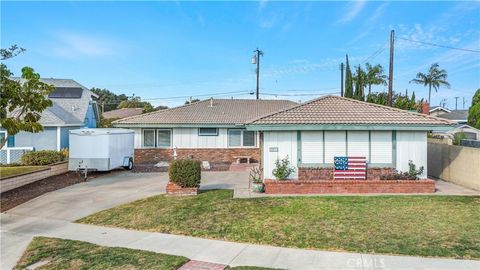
[
  {"xmin": 258, "ymin": 0, "xmax": 268, "ymax": 12},
  {"xmin": 337, "ymin": 0, "xmax": 366, "ymax": 24},
  {"xmin": 50, "ymin": 31, "xmax": 118, "ymax": 59}
]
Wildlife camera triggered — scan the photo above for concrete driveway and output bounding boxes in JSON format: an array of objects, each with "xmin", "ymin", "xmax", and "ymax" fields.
[{"xmin": 1, "ymin": 170, "xmax": 249, "ymax": 269}]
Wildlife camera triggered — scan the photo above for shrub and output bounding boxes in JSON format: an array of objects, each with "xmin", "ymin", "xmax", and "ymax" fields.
[
  {"xmin": 249, "ymin": 167, "xmax": 263, "ymax": 184},
  {"xmin": 59, "ymin": 148, "xmax": 69, "ymax": 160},
  {"xmin": 453, "ymin": 132, "xmax": 467, "ymax": 145},
  {"xmin": 380, "ymin": 161, "xmax": 424, "ymax": 180},
  {"xmin": 408, "ymin": 160, "xmax": 424, "ymax": 179},
  {"xmin": 272, "ymin": 156, "xmax": 296, "ymax": 180},
  {"xmin": 21, "ymin": 150, "xmax": 65, "ymax": 166},
  {"xmin": 168, "ymin": 159, "xmax": 201, "ymax": 188}
]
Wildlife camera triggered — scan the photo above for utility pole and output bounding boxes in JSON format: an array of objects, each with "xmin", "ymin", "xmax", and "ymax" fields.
[
  {"xmin": 340, "ymin": 62, "xmax": 344, "ymax": 97},
  {"xmin": 454, "ymin": 96, "xmax": 459, "ymax": 110},
  {"xmin": 388, "ymin": 30, "xmax": 395, "ymax": 107},
  {"xmin": 463, "ymin": 97, "xmax": 466, "ymax": 109},
  {"xmin": 252, "ymin": 48, "xmax": 264, "ymax": 100}
]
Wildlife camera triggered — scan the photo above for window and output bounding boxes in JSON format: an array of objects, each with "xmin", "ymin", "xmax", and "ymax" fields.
[
  {"xmin": 228, "ymin": 129, "xmax": 256, "ymax": 147},
  {"xmin": 143, "ymin": 129, "xmax": 171, "ymax": 148},
  {"xmin": 198, "ymin": 128, "xmax": 218, "ymax": 136},
  {"xmin": 157, "ymin": 129, "xmax": 171, "ymax": 147},
  {"xmin": 143, "ymin": 129, "xmax": 155, "ymax": 147}
]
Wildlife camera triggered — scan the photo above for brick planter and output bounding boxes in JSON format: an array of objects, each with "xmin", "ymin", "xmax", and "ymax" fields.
[
  {"xmin": 264, "ymin": 179, "xmax": 436, "ymax": 194},
  {"xmin": 298, "ymin": 167, "xmax": 395, "ymax": 180},
  {"xmin": 166, "ymin": 182, "xmax": 199, "ymax": 196}
]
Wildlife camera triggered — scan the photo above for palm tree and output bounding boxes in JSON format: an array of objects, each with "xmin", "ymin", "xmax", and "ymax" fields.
[
  {"xmin": 410, "ymin": 63, "xmax": 450, "ymax": 104},
  {"xmin": 365, "ymin": 63, "xmax": 387, "ymax": 96}
]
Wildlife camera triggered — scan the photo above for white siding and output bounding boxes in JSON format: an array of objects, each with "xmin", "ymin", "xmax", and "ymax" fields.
[
  {"xmin": 396, "ymin": 131, "xmax": 427, "ymax": 178},
  {"xmin": 324, "ymin": 131, "xmax": 346, "ymax": 163},
  {"xmin": 347, "ymin": 131, "xmax": 369, "ymax": 161},
  {"xmin": 263, "ymin": 131, "xmax": 298, "ymax": 179},
  {"xmin": 301, "ymin": 131, "xmax": 323, "ymax": 163},
  {"xmin": 370, "ymin": 131, "xmax": 392, "ymax": 163},
  {"xmin": 172, "ymin": 128, "xmax": 228, "ymax": 148},
  {"xmin": 132, "ymin": 128, "xmax": 142, "ymax": 148}
]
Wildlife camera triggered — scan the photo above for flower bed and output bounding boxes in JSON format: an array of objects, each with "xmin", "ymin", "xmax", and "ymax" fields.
[
  {"xmin": 166, "ymin": 182, "xmax": 199, "ymax": 196},
  {"xmin": 264, "ymin": 179, "xmax": 435, "ymax": 194}
]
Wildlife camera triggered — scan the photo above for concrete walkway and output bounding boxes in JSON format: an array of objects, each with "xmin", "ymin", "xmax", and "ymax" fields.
[{"xmin": 1, "ymin": 171, "xmax": 479, "ymax": 270}]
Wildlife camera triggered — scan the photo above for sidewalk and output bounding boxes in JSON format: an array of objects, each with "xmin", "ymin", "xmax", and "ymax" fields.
[{"xmin": 2, "ymin": 213, "xmax": 479, "ymax": 270}]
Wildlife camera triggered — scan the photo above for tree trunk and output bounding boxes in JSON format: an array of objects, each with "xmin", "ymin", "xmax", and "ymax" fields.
[
  {"xmin": 428, "ymin": 85, "xmax": 432, "ymax": 104},
  {"xmin": 368, "ymin": 84, "xmax": 372, "ymax": 96}
]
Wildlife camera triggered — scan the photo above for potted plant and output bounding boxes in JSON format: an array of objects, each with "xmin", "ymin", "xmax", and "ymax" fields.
[
  {"xmin": 250, "ymin": 167, "xmax": 264, "ymax": 192},
  {"xmin": 272, "ymin": 156, "xmax": 296, "ymax": 180}
]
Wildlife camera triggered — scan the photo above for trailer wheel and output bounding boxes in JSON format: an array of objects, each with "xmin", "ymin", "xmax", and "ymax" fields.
[{"xmin": 124, "ymin": 158, "xmax": 134, "ymax": 170}]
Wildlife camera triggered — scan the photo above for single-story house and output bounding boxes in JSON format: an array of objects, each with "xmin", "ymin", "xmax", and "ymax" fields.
[
  {"xmin": 246, "ymin": 96, "xmax": 454, "ymax": 180},
  {"xmin": 1, "ymin": 78, "xmax": 98, "ymax": 164},
  {"xmin": 102, "ymin": 108, "xmax": 143, "ymax": 120},
  {"xmin": 432, "ymin": 124, "xmax": 480, "ymax": 141},
  {"xmin": 114, "ymin": 96, "xmax": 454, "ymax": 180},
  {"xmin": 429, "ymin": 106, "xmax": 451, "ymax": 116},
  {"xmin": 112, "ymin": 98, "xmax": 297, "ymax": 165}
]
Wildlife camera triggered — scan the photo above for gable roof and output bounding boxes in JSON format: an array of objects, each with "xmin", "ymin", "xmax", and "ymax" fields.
[
  {"xmin": 429, "ymin": 106, "xmax": 451, "ymax": 113},
  {"xmin": 435, "ymin": 110, "xmax": 468, "ymax": 121},
  {"xmin": 248, "ymin": 95, "xmax": 455, "ymax": 128},
  {"xmin": 113, "ymin": 99, "xmax": 297, "ymax": 126},
  {"xmin": 9, "ymin": 78, "xmax": 97, "ymax": 126},
  {"xmin": 103, "ymin": 108, "xmax": 144, "ymax": 119}
]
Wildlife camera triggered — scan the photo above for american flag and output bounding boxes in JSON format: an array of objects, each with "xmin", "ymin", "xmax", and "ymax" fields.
[{"xmin": 334, "ymin": 156, "xmax": 367, "ymax": 180}]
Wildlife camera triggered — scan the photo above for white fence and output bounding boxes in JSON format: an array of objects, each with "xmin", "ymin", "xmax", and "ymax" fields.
[{"xmin": 0, "ymin": 147, "xmax": 34, "ymax": 164}]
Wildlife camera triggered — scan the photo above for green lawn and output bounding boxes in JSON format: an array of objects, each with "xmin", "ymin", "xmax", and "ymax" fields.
[
  {"xmin": 15, "ymin": 237, "xmax": 189, "ymax": 270},
  {"xmin": 0, "ymin": 166, "xmax": 48, "ymax": 180},
  {"xmin": 78, "ymin": 190, "xmax": 480, "ymax": 259}
]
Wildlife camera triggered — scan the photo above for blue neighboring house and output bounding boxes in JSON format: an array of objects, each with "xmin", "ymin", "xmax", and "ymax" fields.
[{"xmin": 1, "ymin": 78, "xmax": 99, "ymax": 163}]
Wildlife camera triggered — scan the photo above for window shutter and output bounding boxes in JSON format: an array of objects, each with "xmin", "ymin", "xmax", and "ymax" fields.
[
  {"xmin": 301, "ymin": 131, "xmax": 323, "ymax": 163},
  {"xmin": 347, "ymin": 131, "xmax": 369, "ymax": 161},
  {"xmin": 370, "ymin": 131, "xmax": 392, "ymax": 163},
  {"xmin": 324, "ymin": 131, "xmax": 346, "ymax": 163}
]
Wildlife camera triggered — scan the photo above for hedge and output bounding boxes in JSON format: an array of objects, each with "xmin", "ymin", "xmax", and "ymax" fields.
[
  {"xmin": 21, "ymin": 150, "xmax": 66, "ymax": 166},
  {"xmin": 168, "ymin": 159, "xmax": 201, "ymax": 188}
]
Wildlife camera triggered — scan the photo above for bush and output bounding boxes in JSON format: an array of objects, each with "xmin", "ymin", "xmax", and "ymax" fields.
[
  {"xmin": 168, "ymin": 159, "xmax": 201, "ymax": 188},
  {"xmin": 380, "ymin": 161, "xmax": 424, "ymax": 180},
  {"xmin": 21, "ymin": 150, "xmax": 65, "ymax": 166},
  {"xmin": 272, "ymin": 156, "xmax": 296, "ymax": 180},
  {"xmin": 453, "ymin": 132, "xmax": 467, "ymax": 145}
]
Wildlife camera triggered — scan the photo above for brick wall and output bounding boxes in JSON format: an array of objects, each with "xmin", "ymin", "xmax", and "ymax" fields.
[
  {"xmin": 264, "ymin": 179, "xmax": 435, "ymax": 194},
  {"xmin": 298, "ymin": 167, "xmax": 395, "ymax": 180},
  {"xmin": 0, "ymin": 161, "xmax": 69, "ymax": 193},
  {"xmin": 134, "ymin": 148, "xmax": 261, "ymax": 164}
]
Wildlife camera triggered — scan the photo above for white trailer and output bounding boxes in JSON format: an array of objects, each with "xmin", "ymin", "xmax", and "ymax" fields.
[{"xmin": 69, "ymin": 128, "xmax": 134, "ymax": 174}]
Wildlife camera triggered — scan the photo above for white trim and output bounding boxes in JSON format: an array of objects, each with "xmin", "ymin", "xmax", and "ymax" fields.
[
  {"xmin": 156, "ymin": 129, "xmax": 172, "ymax": 148},
  {"xmin": 56, "ymin": 126, "xmax": 61, "ymax": 151},
  {"xmin": 227, "ymin": 129, "xmax": 257, "ymax": 148}
]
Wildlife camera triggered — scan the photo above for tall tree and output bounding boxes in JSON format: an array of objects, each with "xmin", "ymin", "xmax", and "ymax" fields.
[
  {"xmin": 468, "ymin": 89, "xmax": 480, "ymax": 129},
  {"xmin": 365, "ymin": 63, "xmax": 387, "ymax": 96},
  {"xmin": 353, "ymin": 65, "xmax": 366, "ymax": 101},
  {"xmin": 410, "ymin": 63, "xmax": 450, "ymax": 104},
  {"xmin": 344, "ymin": 54, "xmax": 353, "ymax": 98},
  {"xmin": 91, "ymin": 88, "xmax": 128, "ymax": 112},
  {"xmin": 117, "ymin": 96, "xmax": 155, "ymax": 113},
  {"xmin": 1, "ymin": 45, "xmax": 54, "ymax": 149}
]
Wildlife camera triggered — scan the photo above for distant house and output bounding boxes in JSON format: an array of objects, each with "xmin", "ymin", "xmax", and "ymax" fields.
[
  {"xmin": 112, "ymin": 98, "xmax": 297, "ymax": 165},
  {"xmin": 1, "ymin": 78, "xmax": 98, "ymax": 163},
  {"xmin": 102, "ymin": 108, "xmax": 143, "ymax": 120},
  {"xmin": 435, "ymin": 110, "xmax": 469, "ymax": 124},
  {"xmin": 429, "ymin": 106, "xmax": 451, "ymax": 116}
]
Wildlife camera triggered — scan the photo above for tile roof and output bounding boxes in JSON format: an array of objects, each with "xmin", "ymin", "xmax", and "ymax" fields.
[
  {"xmin": 102, "ymin": 108, "xmax": 144, "ymax": 119},
  {"xmin": 114, "ymin": 99, "xmax": 297, "ymax": 125},
  {"xmin": 248, "ymin": 95, "xmax": 455, "ymax": 126},
  {"xmin": 9, "ymin": 78, "xmax": 96, "ymax": 126},
  {"xmin": 435, "ymin": 110, "xmax": 468, "ymax": 121}
]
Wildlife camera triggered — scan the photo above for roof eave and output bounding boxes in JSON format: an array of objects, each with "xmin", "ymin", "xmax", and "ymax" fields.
[
  {"xmin": 113, "ymin": 123, "xmax": 246, "ymax": 128},
  {"xmin": 246, "ymin": 124, "xmax": 455, "ymax": 131}
]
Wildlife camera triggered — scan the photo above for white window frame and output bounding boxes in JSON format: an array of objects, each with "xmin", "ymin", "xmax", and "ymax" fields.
[
  {"xmin": 228, "ymin": 129, "xmax": 256, "ymax": 148},
  {"xmin": 198, "ymin": 128, "xmax": 219, "ymax": 136},
  {"xmin": 142, "ymin": 129, "xmax": 156, "ymax": 148},
  {"xmin": 156, "ymin": 129, "xmax": 172, "ymax": 148},
  {"xmin": 142, "ymin": 129, "xmax": 172, "ymax": 148}
]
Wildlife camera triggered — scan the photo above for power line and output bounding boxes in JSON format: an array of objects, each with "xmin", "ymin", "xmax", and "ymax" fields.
[
  {"xmin": 261, "ymin": 92, "xmax": 339, "ymax": 97},
  {"xmin": 396, "ymin": 37, "xmax": 480, "ymax": 53},
  {"xmin": 140, "ymin": 90, "xmax": 253, "ymax": 101}
]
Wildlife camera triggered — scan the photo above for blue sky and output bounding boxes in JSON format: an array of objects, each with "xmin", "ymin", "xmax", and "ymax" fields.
[{"xmin": 2, "ymin": 1, "xmax": 479, "ymax": 108}]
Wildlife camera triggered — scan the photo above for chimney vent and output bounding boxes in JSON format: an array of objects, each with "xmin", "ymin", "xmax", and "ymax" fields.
[{"xmin": 209, "ymin": 97, "xmax": 213, "ymax": 107}]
